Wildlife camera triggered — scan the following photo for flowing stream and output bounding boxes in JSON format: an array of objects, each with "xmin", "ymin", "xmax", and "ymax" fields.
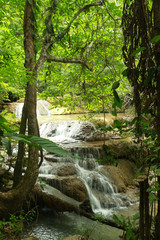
[
  {"xmin": 39, "ymin": 120, "xmax": 130, "ymax": 216},
  {"xmin": 15, "ymin": 101, "xmax": 133, "ymax": 239}
]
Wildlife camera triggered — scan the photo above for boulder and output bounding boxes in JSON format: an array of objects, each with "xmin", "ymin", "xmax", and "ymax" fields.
[
  {"xmin": 100, "ymin": 159, "xmax": 138, "ymax": 193},
  {"xmin": 33, "ymin": 183, "xmax": 80, "ymax": 212},
  {"xmin": 77, "ymin": 122, "xmax": 95, "ymax": 141},
  {"xmin": 101, "ymin": 139, "xmax": 138, "ymax": 162},
  {"xmin": 57, "ymin": 164, "xmax": 77, "ymax": 176},
  {"xmin": 45, "ymin": 176, "xmax": 88, "ymax": 202}
]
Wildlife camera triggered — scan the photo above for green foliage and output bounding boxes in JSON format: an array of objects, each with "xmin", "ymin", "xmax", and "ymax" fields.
[
  {"xmin": 37, "ymin": 0, "xmax": 130, "ymax": 112},
  {"xmin": 151, "ymin": 35, "xmax": 160, "ymax": 43},
  {"xmin": 130, "ymin": 47, "xmax": 146, "ymax": 56},
  {"xmin": 113, "ymin": 213, "xmax": 139, "ymax": 240},
  {"xmin": 76, "ymin": 225, "xmax": 92, "ymax": 239},
  {"xmin": 0, "ymin": 209, "xmax": 37, "ymax": 239},
  {"xmin": 93, "ymin": 213, "xmax": 106, "ymax": 222},
  {"xmin": 99, "ymin": 144, "xmax": 117, "ymax": 166},
  {"xmin": 38, "ymin": 178, "xmax": 45, "ymax": 190},
  {"xmin": 0, "ymin": 214, "xmax": 24, "ymax": 239},
  {"xmin": 0, "ymin": 0, "xmax": 130, "ymax": 110}
]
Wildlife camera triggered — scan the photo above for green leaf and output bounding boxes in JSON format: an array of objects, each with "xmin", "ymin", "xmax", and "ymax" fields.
[
  {"xmin": 113, "ymin": 90, "xmax": 122, "ymax": 109},
  {"xmin": 122, "ymin": 68, "xmax": 131, "ymax": 77},
  {"xmin": 0, "ymin": 122, "xmax": 13, "ymax": 133},
  {"xmin": 0, "ymin": 115, "xmax": 7, "ymax": 123},
  {"xmin": 113, "ymin": 215, "xmax": 123, "ymax": 227},
  {"xmin": 28, "ymin": 136, "xmax": 69, "ymax": 156},
  {"xmin": 4, "ymin": 133, "xmax": 71, "ymax": 157},
  {"xmin": 2, "ymin": 137, "xmax": 12, "ymax": 156},
  {"xmin": 151, "ymin": 35, "xmax": 160, "ymax": 43},
  {"xmin": 112, "ymin": 81, "xmax": 120, "ymax": 90},
  {"xmin": 111, "ymin": 110, "xmax": 117, "ymax": 116},
  {"xmin": 113, "ymin": 120, "xmax": 122, "ymax": 128},
  {"xmin": 130, "ymin": 47, "xmax": 146, "ymax": 56}
]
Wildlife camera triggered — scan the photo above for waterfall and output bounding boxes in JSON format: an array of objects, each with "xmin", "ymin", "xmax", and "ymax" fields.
[
  {"xmin": 15, "ymin": 103, "xmax": 24, "ymax": 118},
  {"xmin": 39, "ymin": 120, "xmax": 129, "ymax": 216},
  {"xmin": 40, "ymin": 120, "xmax": 95, "ymax": 144},
  {"xmin": 15, "ymin": 100, "xmax": 51, "ymax": 118}
]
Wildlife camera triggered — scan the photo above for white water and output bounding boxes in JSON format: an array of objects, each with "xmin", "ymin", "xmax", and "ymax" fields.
[
  {"xmin": 15, "ymin": 100, "xmax": 51, "ymax": 118},
  {"xmin": 39, "ymin": 120, "xmax": 129, "ymax": 216}
]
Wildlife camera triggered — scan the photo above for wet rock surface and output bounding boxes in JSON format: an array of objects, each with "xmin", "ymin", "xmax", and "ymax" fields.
[
  {"xmin": 38, "ymin": 119, "xmax": 139, "ymax": 217},
  {"xmin": 62, "ymin": 235, "xmax": 86, "ymax": 240},
  {"xmin": 100, "ymin": 158, "xmax": 138, "ymax": 193},
  {"xmin": 43, "ymin": 176, "xmax": 88, "ymax": 202},
  {"xmin": 57, "ymin": 164, "xmax": 77, "ymax": 176},
  {"xmin": 33, "ymin": 183, "xmax": 80, "ymax": 212}
]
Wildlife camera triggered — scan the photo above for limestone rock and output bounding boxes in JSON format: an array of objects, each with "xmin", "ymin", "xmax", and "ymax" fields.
[
  {"xmin": 33, "ymin": 183, "xmax": 80, "ymax": 212},
  {"xmin": 100, "ymin": 159, "xmax": 138, "ymax": 193},
  {"xmin": 45, "ymin": 176, "xmax": 88, "ymax": 202},
  {"xmin": 57, "ymin": 164, "xmax": 77, "ymax": 176},
  {"xmin": 102, "ymin": 140, "xmax": 137, "ymax": 162}
]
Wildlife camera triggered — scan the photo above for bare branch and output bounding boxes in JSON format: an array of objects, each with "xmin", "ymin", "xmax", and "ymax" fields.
[{"xmin": 46, "ymin": 54, "xmax": 92, "ymax": 71}]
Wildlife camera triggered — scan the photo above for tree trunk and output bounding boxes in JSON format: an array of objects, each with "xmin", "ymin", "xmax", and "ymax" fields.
[
  {"xmin": 139, "ymin": 181, "xmax": 145, "ymax": 240},
  {"xmin": 153, "ymin": 1, "xmax": 160, "ymax": 239},
  {"xmin": 144, "ymin": 178, "xmax": 150, "ymax": 240},
  {"xmin": 13, "ymin": 98, "xmax": 28, "ymax": 187},
  {"xmin": 0, "ymin": 0, "xmax": 39, "ymax": 218}
]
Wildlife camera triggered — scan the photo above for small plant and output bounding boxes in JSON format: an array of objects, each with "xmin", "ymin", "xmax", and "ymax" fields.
[
  {"xmin": 93, "ymin": 213, "xmax": 106, "ymax": 222},
  {"xmin": 0, "ymin": 214, "xmax": 24, "ymax": 239},
  {"xmin": 98, "ymin": 144, "xmax": 118, "ymax": 166},
  {"xmin": 76, "ymin": 226, "xmax": 93, "ymax": 239},
  {"xmin": 24, "ymin": 208, "xmax": 37, "ymax": 225},
  {"xmin": 38, "ymin": 178, "xmax": 46, "ymax": 190},
  {"xmin": 113, "ymin": 213, "xmax": 139, "ymax": 240},
  {"xmin": 0, "ymin": 209, "xmax": 37, "ymax": 239}
]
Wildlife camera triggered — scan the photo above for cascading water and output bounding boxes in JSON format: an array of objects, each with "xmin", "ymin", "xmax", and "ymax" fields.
[
  {"xmin": 15, "ymin": 100, "xmax": 51, "ymax": 118},
  {"xmin": 40, "ymin": 120, "xmax": 130, "ymax": 216}
]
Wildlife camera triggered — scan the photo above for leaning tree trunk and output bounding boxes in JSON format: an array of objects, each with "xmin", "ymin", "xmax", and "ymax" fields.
[{"xmin": 0, "ymin": 0, "xmax": 39, "ymax": 218}]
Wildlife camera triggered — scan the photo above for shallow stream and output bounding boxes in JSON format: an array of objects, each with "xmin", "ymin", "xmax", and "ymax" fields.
[
  {"xmin": 15, "ymin": 101, "xmax": 135, "ymax": 240},
  {"xmin": 23, "ymin": 210, "xmax": 123, "ymax": 240}
]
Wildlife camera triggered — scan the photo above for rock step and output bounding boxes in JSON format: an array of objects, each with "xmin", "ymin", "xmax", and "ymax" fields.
[{"xmin": 34, "ymin": 183, "xmax": 81, "ymax": 212}]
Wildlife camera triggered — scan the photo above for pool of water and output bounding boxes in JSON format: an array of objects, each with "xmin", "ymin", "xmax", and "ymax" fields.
[{"xmin": 23, "ymin": 209, "xmax": 123, "ymax": 240}]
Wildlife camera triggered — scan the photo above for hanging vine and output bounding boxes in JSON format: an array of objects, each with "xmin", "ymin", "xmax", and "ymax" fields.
[{"xmin": 122, "ymin": 0, "xmax": 160, "ymax": 239}]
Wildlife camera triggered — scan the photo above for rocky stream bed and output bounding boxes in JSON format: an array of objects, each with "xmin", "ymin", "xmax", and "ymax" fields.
[{"xmin": 1, "ymin": 101, "xmax": 139, "ymax": 240}]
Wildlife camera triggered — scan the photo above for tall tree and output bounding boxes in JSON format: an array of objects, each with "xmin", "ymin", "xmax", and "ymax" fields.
[
  {"xmin": 122, "ymin": 0, "xmax": 160, "ymax": 238},
  {"xmin": 0, "ymin": 0, "xmax": 123, "ymax": 217}
]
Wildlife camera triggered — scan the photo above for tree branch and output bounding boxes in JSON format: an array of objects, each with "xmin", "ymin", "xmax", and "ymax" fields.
[
  {"xmin": 56, "ymin": 1, "xmax": 103, "ymax": 40},
  {"xmin": 85, "ymin": 41, "xmax": 94, "ymax": 60},
  {"xmin": 102, "ymin": 0, "xmax": 121, "ymax": 21},
  {"xmin": 46, "ymin": 54, "xmax": 92, "ymax": 71},
  {"xmin": 35, "ymin": 1, "xmax": 102, "ymax": 74}
]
